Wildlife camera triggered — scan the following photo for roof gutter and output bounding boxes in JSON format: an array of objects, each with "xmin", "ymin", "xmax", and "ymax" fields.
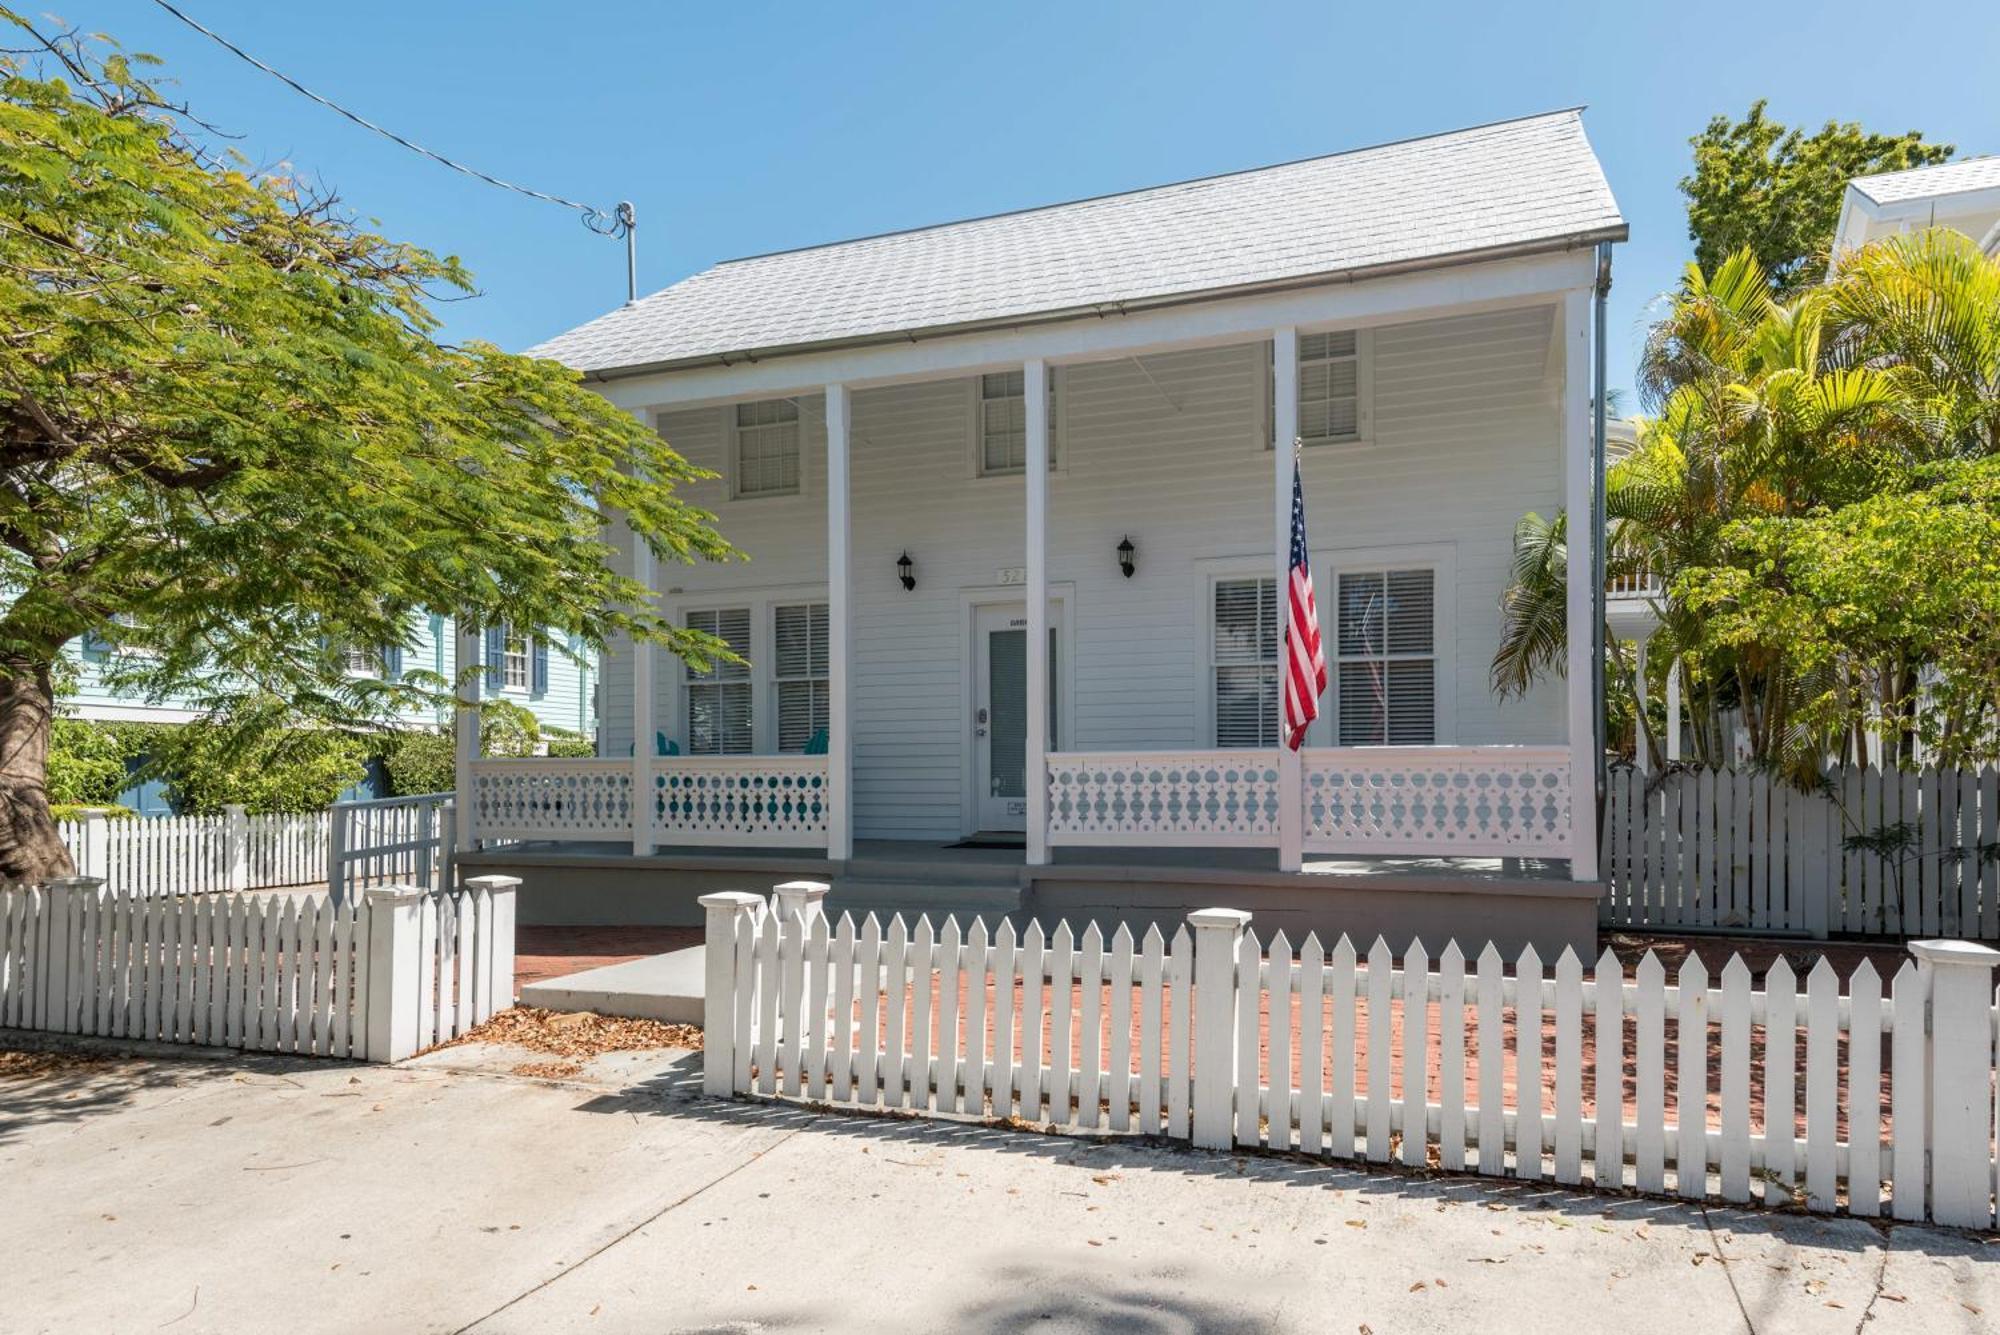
[{"xmin": 574, "ymin": 223, "xmax": 1630, "ymax": 384}]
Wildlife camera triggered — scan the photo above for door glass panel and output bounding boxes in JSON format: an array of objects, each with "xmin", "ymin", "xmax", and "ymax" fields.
[{"xmin": 988, "ymin": 628, "xmax": 1026, "ymax": 799}]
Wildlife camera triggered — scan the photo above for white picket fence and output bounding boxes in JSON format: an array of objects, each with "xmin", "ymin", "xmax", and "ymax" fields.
[
  {"xmin": 703, "ymin": 892, "xmax": 2000, "ymax": 1231},
  {"xmin": 1602, "ymin": 764, "xmax": 2000, "ymax": 939},
  {"xmin": 60, "ymin": 807, "xmax": 331, "ymax": 899},
  {"xmin": 0, "ymin": 874, "xmax": 517, "ymax": 1062},
  {"xmin": 329, "ymin": 793, "xmax": 455, "ymax": 903}
]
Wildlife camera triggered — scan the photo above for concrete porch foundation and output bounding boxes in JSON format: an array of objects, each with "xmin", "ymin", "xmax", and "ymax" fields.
[{"xmin": 460, "ymin": 840, "xmax": 1599, "ymax": 960}]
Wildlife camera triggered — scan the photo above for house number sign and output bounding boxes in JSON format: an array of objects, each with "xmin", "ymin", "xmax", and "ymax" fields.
[{"xmin": 996, "ymin": 566, "xmax": 1026, "ymax": 585}]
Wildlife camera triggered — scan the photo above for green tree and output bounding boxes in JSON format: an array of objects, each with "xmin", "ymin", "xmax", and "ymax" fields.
[
  {"xmin": 0, "ymin": 15, "xmax": 737, "ymax": 880},
  {"xmin": 1682, "ymin": 101, "xmax": 1951, "ymax": 292}
]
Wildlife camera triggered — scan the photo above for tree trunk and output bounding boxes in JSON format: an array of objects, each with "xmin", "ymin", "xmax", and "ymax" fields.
[{"xmin": 0, "ymin": 654, "xmax": 75, "ymax": 883}]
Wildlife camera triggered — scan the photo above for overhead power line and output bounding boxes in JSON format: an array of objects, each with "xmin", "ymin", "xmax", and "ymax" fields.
[{"xmin": 148, "ymin": 0, "xmax": 629, "ymax": 239}]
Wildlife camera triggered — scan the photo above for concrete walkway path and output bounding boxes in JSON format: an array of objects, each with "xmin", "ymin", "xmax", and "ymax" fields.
[{"xmin": 2, "ymin": 1039, "xmax": 1993, "ymax": 1334}]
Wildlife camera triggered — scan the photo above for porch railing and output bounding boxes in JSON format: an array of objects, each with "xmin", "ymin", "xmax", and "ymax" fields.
[
  {"xmin": 1046, "ymin": 751, "xmax": 1283, "ymax": 847},
  {"xmin": 1301, "ymin": 745, "xmax": 1573, "ymax": 857},
  {"xmin": 467, "ymin": 755, "xmax": 828, "ymax": 848}
]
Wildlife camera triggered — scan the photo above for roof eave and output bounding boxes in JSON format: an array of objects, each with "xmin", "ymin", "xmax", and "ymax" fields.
[{"xmin": 569, "ymin": 223, "xmax": 1629, "ymax": 385}]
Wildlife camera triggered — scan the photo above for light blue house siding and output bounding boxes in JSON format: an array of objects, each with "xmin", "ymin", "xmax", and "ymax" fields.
[{"xmin": 63, "ymin": 617, "xmax": 596, "ymax": 806}]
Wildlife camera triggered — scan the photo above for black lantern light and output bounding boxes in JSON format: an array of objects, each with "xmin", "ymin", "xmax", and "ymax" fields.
[
  {"xmin": 897, "ymin": 550, "xmax": 915, "ymax": 591},
  {"xmin": 1117, "ymin": 535, "xmax": 1136, "ymax": 579}
]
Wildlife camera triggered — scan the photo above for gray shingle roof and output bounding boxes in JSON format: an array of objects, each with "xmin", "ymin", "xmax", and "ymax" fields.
[
  {"xmin": 533, "ymin": 109, "xmax": 1624, "ymax": 375},
  {"xmin": 1852, "ymin": 157, "xmax": 2000, "ymax": 205}
]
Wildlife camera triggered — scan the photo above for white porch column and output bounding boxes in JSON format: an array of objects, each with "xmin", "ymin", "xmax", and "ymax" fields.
[
  {"xmin": 1271, "ymin": 327, "xmax": 1303, "ymax": 872},
  {"xmin": 825, "ymin": 383, "xmax": 854, "ymax": 862},
  {"xmin": 631, "ymin": 524, "xmax": 656, "ymax": 856},
  {"xmin": 453, "ymin": 621, "xmax": 481, "ymax": 851},
  {"xmin": 1024, "ymin": 359, "xmax": 1051, "ymax": 867},
  {"xmin": 1562, "ymin": 289, "xmax": 1600, "ymax": 882}
]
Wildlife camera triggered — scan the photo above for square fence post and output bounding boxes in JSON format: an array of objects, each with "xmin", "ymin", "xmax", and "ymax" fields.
[
  {"xmin": 1189, "ymin": 907, "xmax": 1252, "ymax": 1150},
  {"xmin": 80, "ymin": 809, "xmax": 111, "ymax": 883},
  {"xmin": 1908, "ymin": 939, "xmax": 2000, "ymax": 1228},
  {"xmin": 462, "ymin": 874, "xmax": 520, "ymax": 1018},
  {"xmin": 771, "ymin": 880, "xmax": 830, "ymax": 930},
  {"xmin": 364, "ymin": 884, "xmax": 424, "ymax": 1062},
  {"xmin": 328, "ymin": 802, "xmax": 350, "ymax": 905},
  {"xmin": 223, "ymin": 804, "xmax": 250, "ymax": 893},
  {"xmin": 700, "ymin": 892, "xmax": 766, "ymax": 1096}
]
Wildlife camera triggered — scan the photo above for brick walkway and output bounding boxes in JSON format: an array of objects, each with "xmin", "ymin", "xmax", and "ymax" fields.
[{"xmin": 515, "ymin": 925, "xmax": 702, "ymax": 992}]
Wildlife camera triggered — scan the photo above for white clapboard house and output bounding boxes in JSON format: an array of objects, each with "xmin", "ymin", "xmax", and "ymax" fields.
[{"xmin": 457, "ymin": 109, "xmax": 1626, "ymax": 954}]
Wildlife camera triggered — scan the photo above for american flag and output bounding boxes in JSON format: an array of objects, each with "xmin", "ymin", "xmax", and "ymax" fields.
[{"xmin": 1283, "ymin": 455, "xmax": 1326, "ymax": 750}]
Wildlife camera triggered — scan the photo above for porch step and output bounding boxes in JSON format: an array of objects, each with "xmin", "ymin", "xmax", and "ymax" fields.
[{"xmin": 827, "ymin": 875, "xmax": 1026, "ymax": 923}]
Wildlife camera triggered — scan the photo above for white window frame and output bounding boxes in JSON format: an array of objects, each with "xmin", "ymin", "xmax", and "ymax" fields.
[
  {"xmin": 771, "ymin": 600, "xmax": 830, "ymax": 754},
  {"xmin": 968, "ymin": 368, "xmax": 1063, "ymax": 479},
  {"xmin": 1322, "ymin": 544, "xmax": 1456, "ymax": 747},
  {"xmin": 1197, "ymin": 558, "xmax": 1282, "ymax": 750},
  {"xmin": 344, "ymin": 645, "xmax": 379, "ymax": 676},
  {"xmin": 649, "ymin": 582, "xmax": 829, "ymax": 757},
  {"xmin": 683, "ymin": 605, "xmax": 755, "ymax": 754},
  {"xmin": 501, "ymin": 626, "xmax": 531, "ymax": 693},
  {"xmin": 1262, "ymin": 328, "xmax": 1375, "ymax": 451},
  {"xmin": 727, "ymin": 397, "xmax": 804, "ymax": 501}
]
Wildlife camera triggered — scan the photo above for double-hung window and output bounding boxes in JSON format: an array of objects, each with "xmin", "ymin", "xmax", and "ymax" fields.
[
  {"xmin": 977, "ymin": 370, "xmax": 1058, "ymax": 475},
  {"xmin": 502, "ymin": 627, "xmax": 531, "ymax": 691},
  {"xmin": 1212, "ymin": 577, "xmax": 1279, "ymax": 748},
  {"xmin": 732, "ymin": 399, "xmax": 801, "ymax": 499},
  {"xmin": 686, "ymin": 608, "xmax": 754, "ymax": 754},
  {"xmin": 1297, "ymin": 330, "xmax": 1370, "ymax": 446},
  {"xmin": 1334, "ymin": 569, "xmax": 1436, "ymax": 745},
  {"xmin": 344, "ymin": 646, "xmax": 378, "ymax": 675},
  {"xmin": 773, "ymin": 602, "xmax": 830, "ymax": 752}
]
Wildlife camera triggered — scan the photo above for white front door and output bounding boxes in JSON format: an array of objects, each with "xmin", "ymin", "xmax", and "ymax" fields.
[{"xmin": 972, "ymin": 603, "xmax": 1057, "ymax": 833}]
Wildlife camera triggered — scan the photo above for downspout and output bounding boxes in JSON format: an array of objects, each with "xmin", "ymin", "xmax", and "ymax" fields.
[{"xmin": 1591, "ymin": 243, "xmax": 1612, "ymax": 833}]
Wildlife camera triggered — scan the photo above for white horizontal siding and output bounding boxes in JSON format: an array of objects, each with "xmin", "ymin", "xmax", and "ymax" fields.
[{"xmin": 601, "ymin": 304, "xmax": 1566, "ymax": 840}]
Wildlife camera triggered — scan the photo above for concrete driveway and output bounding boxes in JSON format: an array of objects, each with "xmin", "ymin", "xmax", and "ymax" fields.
[{"xmin": 2, "ymin": 1038, "xmax": 1994, "ymax": 1334}]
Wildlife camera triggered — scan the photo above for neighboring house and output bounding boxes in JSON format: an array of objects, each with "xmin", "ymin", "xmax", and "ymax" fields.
[
  {"xmin": 458, "ymin": 109, "xmax": 1625, "ymax": 953},
  {"xmin": 1832, "ymin": 156, "xmax": 2000, "ymax": 260},
  {"xmin": 65, "ymin": 617, "xmax": 597, "ymax": 807}
]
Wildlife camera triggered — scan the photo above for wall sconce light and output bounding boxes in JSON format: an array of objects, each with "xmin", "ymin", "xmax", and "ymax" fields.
[
  {"xmin": 1117, "ymin": 535, "xmax": 1136, "ymax": 579},
  {"xmin": 897, "ymin": 550, "xmax": 916, "ymax": 591}
]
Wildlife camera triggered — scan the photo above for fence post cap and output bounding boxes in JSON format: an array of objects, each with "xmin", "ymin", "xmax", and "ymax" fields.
[
  {"xmin": 364, "ymin": 883, "xmax": 425, "ymax": 904},
  {"xmin": 698, "ymin": 891, "xmax": 765, "ymax": 911},
  {"xmin": 1907, "ymin": 939, "xmax": 2000, "ymax": 969},
  {"xmin": 772, "ymin": 879, "xmax": 831, "ymax": 897},
  {"xmin": 462, "ymin": 874, "xmax": 522, "ymax": 891},
  {"xmin": 1187, "ymin": 907, "xmax": 1253, "ymax": 931}
]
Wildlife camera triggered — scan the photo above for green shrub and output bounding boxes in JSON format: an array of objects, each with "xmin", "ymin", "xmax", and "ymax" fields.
[
  {"xmin": 48, "ymin": 718, "xmax": 128, "ymax": 806},
  {"xmin": 378, "ymin": 730, "xmax": 455, "ymax": 797},
  {"xmin": 545, "ymin": 734, "xmax": 597, "ymax": 758},
  {"xmin": 481, "ymin": 699, "xmax": 540, "ymax": 758},
  {"xmin": 51, "ymin": 803, "xmax": 136, "ymax": 822},
  {"xmin": 159, "ymin": 722, "xmax": 369, "ymax": 815}
]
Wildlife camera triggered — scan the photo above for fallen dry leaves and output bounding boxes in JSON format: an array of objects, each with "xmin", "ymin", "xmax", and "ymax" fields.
[
  {"xmin": 0, "ymin": 1048, "xmax": 120, "ymax": 1080},
  {"xmin": 430, "ymin": 1006, "xmax": 702, "ymax": 1060}
]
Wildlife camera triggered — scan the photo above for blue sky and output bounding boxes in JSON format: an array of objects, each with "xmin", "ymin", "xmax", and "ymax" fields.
[{"xmin": 95, "ymin": 1, "xmax": 2000, "ymax": 405}]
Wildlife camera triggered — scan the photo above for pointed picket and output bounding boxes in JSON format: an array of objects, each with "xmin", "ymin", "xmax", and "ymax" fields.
[
  {"xmin": 1475, "ymin": 942, "xmax": 1505, "ymax": 1176},
  {"xmin": 1234, "ymin": 927, "xmax": 1261, "ymax": 1148},
  {"xmin": 732, "ymin": 903, "xmax": 760, "ymax": 1095},
  {"xmin": 1137, "ymin": 924, "xmax": 1163, "ymax": 1134},
  {"xmin": 1045, "ymin": 921, "xmax": 1073, "ymax": 1126},
  {"xmin": 1804, "ymin": 959, "xmax": 1840, "ymax": 1211},
  {"xmin": 1299, "ymin": 932, "xmax": 1328, "ymax": 1158},
  {"xmin": 1266, "ymin": 929, "xmax": 1295, "ymax": 1151},
  {"xmin": 1634, "ymin": 952, "xmax": 1666, "ymax": 1194},
  {"xmin": 1166, "ymin": 924, "xmax": 1192, "ymax": 1139},
  {"xmin": 1847, "ymin": 960, "xmax": 1883, "ymax": 1218},
  {"xmin": 1763, "ymin": 958, "xmax": 1798, "ymax": 1194},
  {"xmin": 907, "ymin": 916, "xmax": 935, "ymax": 1111},
  {"xmin": 1718, "ymin": 956, "xmax": 1752, "ymax": 1202},
  {"xmin": 882, "ymin": 915, "xmax": 910, "ymax": 1110},
  {"xmin": 1889, "ymin": 960, "xmax": 1927, "ymax": 1221},
  {"xmin": 1674, "ymin": 955, "xmax": 1709, "ymax": 1198},
  {"xmin": 992, "ymin": 919, "xmax": 1018, "ymax": 1120},
  {"xmin": 1076, "ymin": 922, "xmax": 1104, "ymax": 1132},
  {"xmin": 935, "ymin": 916, "xmax": 962, "ymax": 1115},
  {"xmin": 1108, "ymin": 923, "xmax": 1135, "ymax": 1134},
  {"xmin": 1437, "ymin": 942, "xmax": 1467, "ymax": 1171},
  {"xmin": 1401, "ymin": 939, "xmax": 1431, "ymax": 1169},
  {"xmin": 962, "ymin": 917, "xmax": 991, "ymax": 1115},
  {"xmin": 805, "ymin": 911, "xmax": 833, "ymax": 1101},
  {"xmin": 754, "ymin": 906, "xmax": 782, "ymax": 1097},
  {"xmin": 831, "ymin": 913, "xmax": 858, "ymax": 1103},
  {"xmin": 1592, "ymin": 948, "xmax": 1624, "ymax": 1189},
  {"xmin": 778, "ymin": 907, "xmax": 808, "ymax": 1097},
  {"xmin": 1515, "ymin": 945, "xmax": 1545, "ymax": 1181},
  {"xmin": 1553, "ymin": 948, "xmax": 1583, "ymax": 1184},
  {"xmin": 1019, "ymin": 921, "xmax": 1046, "ymax": 1122},
  {"xmin": 1328, "ymin": 939, "xmax": 1360, "ymax": 1159},
  {"xmin": 1361, "ymin": 937, "xmax": 1393, "ymax": 1161}
]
